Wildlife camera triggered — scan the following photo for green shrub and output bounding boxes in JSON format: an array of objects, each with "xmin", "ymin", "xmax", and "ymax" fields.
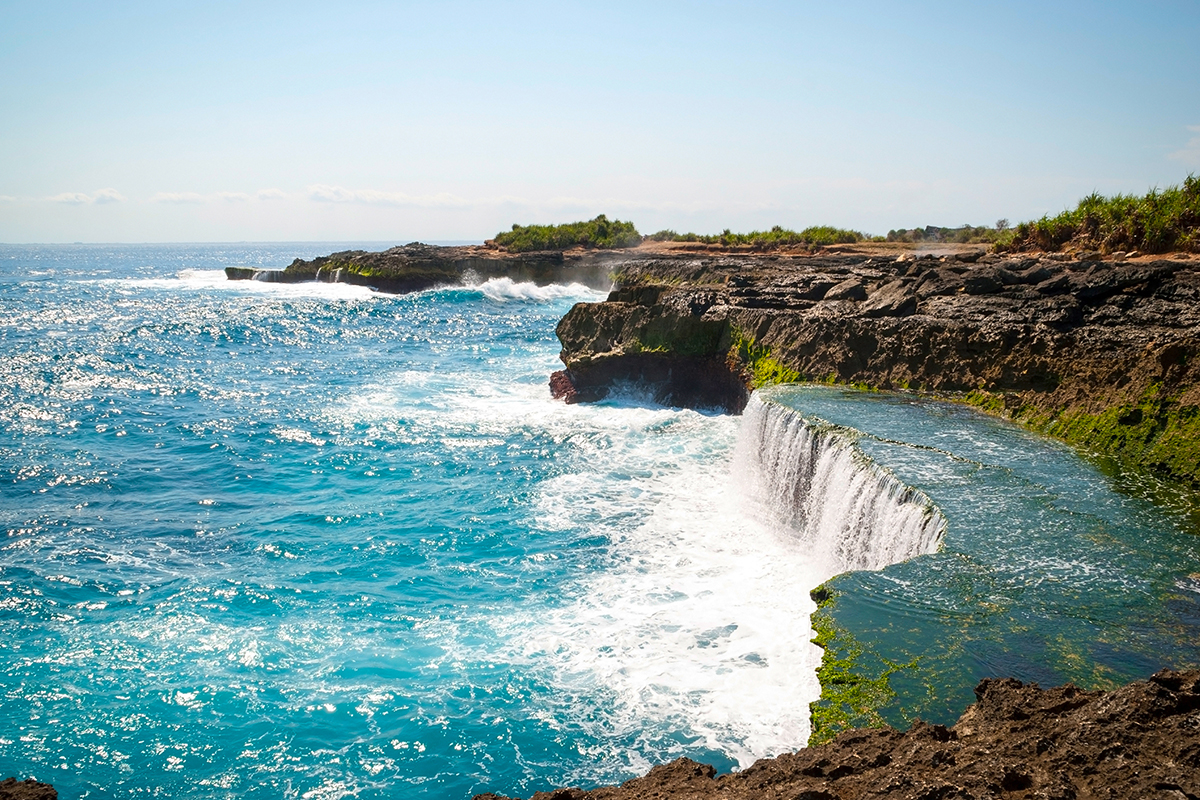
[
  {"xmin": 494, "ymin": 214, "xmax": 641, "ymax": 252},
  {"xmin": 1001, "ymin": 175, "xmax": 1199, "ymax": 254},
  {"xmin": 648, "ymin": 224, "xmax": 864, "ymax": 248}
]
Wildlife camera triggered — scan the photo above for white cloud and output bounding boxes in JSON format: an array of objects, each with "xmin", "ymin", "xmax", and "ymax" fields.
[
  {"xmin": 257, "ymin": 188, "xmax": 288, "ymax": 200},
  {"xmin": 92, "ymin": 188, "xmax": 126, "ymax": 204},
  {"xmin": 47, "ymin": 189, "xmax": 126, "ymax": 204},
  {"xmin": 151, "ymin": 192, "xmax": 206, "ymax": 204},
  {"xmin": 307, "ymin": 184, "xmax": 358, "ymax": 203},
  {"xmin": 215, "ymin": 192, "xmax": 251, "ymax": 202},
  {"xmin": 49, "ymin": 192, "xmax": 93, "ymax": 204},
  {"xmin": 1168, "ymin": 125, "xmax": 1200, "ymax": 167},
  {"xmin": 306, "ymin": 184, "xmax": 469, "ymax": 208},
  {"xmin": 0, "ymin": 195, "xmax": 16, "ymax": 203}
]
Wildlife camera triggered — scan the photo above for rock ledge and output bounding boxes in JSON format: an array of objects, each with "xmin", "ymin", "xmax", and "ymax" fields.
[{"xmin": 475, "ymin": 669, "xmax": 1200, "ymax": 800}]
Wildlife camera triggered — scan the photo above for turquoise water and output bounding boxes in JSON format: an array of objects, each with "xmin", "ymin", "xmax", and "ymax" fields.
[
  {"xmin": 2, "ymin": 245, "xmax": 1197, "ymax": 800},
  {"xmin": 0, "ymin": 245, "xmax": 828, "ymax": 799}
]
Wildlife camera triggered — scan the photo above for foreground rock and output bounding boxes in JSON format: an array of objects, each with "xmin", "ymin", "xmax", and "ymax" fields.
[
  {"xmin": 475, "ymin": 669, "xmax": 1200, "ymax": 800},
  {"xmin": 552, "ymin": 249, "xmax": 1200, "ymax": 485},
  {"xmin": 0, "ymin": 779, "xmax": 55, "ymax": 800}
]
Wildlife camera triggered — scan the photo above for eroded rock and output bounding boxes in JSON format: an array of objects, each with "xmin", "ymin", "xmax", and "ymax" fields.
[{"xmin": 476, "ymin": 670, "xmax": 1200, "ymax": 800}]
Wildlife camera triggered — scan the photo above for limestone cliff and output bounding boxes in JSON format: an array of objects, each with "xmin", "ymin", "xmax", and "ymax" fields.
[{"xmin": 551, "ymin": 250, "xmax": 1200, "ymax": 486}]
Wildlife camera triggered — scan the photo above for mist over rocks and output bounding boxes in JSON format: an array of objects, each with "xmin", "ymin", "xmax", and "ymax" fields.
[
  {"xmin": 473, "ymin": 669, "xmax": 1200, "ymax": 800},
  {"xmin": 550, "ymin": 247, "xmax": 1200, "ymax": 486}
]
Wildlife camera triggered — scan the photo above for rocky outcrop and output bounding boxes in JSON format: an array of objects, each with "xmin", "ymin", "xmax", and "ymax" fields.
[
  {"xmin": 474, "ymin": 669, "xmax": 1200, "ymax": 800},
  {"xmin": 0, "ymin": 778, "xmax": 56, "ymax": 800},
  {"xmin": 551, "ymin": 250, "xmax": 1200, "ymax": 485},
  {"xmin": 225, "ymin": 242, "xmax": 618, "ymax": 292}
]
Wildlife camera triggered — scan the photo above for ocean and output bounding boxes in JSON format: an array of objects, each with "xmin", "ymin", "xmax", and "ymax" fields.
[{"xmin": 1, "ymin": 244, "xmax": 1197, "ymax": 799}]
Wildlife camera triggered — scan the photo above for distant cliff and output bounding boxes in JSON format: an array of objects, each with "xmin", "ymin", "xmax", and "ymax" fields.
[
  {"xmin": 551, "ymin": 248, "xmax": 1200, "ymax": 486},
  {"xmin": 225, "ymin": 242, "xmax": 618, "ymax": 293}
]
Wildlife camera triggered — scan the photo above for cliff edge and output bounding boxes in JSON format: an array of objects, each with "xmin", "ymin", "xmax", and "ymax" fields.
[{"xmin": 551, "ymin": 249, "xmax": 1200, "ymax": 486}]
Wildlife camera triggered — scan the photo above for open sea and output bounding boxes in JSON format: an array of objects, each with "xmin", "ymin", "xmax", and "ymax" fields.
[{"xmin": 1, "ymin": 244, "xmax": 1198, "ymax": 799}]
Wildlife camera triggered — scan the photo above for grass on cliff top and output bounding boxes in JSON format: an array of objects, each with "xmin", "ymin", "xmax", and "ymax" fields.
[
  {"xmin": 494, "ymin": 214, "xmax": 641, "ymax": 252},
  {"xmin": 646, "ymin": 224, "xmax": 865, "ymax": 248},
  {"xmin": 999, "ymin": 174, "xmax": 1200, "ymax": 255}
]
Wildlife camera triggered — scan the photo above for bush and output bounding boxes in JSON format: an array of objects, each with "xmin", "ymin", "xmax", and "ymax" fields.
[
  {"xmin": 648, "ymin": 224, "xmax": 864, "ymax": 248},
  {"xmin": 494, "ymin": 215, "xmax": 641, "ymax": 252},
  {"xmin": 1001, "ymin": 175, "xmax": 1199, "ymax": 254}
]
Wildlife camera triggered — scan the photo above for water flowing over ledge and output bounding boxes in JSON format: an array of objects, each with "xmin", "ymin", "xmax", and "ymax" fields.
[{"xmin": 735, "ymin": 392, "xmax": 946, "ymax": 575}]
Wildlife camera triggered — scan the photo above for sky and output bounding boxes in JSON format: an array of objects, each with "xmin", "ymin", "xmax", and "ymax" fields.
[{"xmin": 1, "ymin": 0, "xmax": 1199, "ymax": 243}]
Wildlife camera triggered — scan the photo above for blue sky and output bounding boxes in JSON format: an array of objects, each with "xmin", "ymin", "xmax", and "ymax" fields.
[{"xmin": 2, "ymin": 0, "xmax": 1198, "ymax": 242}]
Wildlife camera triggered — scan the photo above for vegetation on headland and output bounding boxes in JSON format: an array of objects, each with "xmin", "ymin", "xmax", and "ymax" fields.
[
  {"xmin": 997, "ymin": 174, "xmax": 1200, "ymax": 255},
  {"xmin": 647, "ymin": 225, "xmax": 866, "ymax": 248},
  {"xmin": 495, "ymin": 175, "xmax": 1198, "ymax": 256},
  {"xmin": 494, "ymin": 214, "xmax": 641, "ymax": 252}
]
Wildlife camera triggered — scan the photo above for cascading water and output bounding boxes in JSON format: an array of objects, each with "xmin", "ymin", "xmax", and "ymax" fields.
[{"xmin": 735, "ymin": 393, "xmax": 946, "ymax": 574}]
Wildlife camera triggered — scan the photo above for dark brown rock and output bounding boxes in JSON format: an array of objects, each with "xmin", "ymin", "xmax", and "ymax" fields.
[
  {"xmin": 476, "ymin": 670, "xmax": 1200, "ymax": 800},
  {"xmin": 549, "ymin": 370, "xmax": 580, "ymax": 403},
  {"xmin": 551, "ymin": 250, "xmax": 1200, "ymax": 485},
  {"xmin": 225, "ymin": 242, "xmax": 617, "ymax": 293},
  {"xmin": 0, "ymin": 778, "xmax": 56, "ymax": 800}
]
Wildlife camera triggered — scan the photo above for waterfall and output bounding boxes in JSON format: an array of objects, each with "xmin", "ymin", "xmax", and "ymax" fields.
[
  {"xmin": 333, "ymin": 268, "xmax": 343, "ymax": 283},
  {"xmin": 315, "ymin": 266, "xmax": 324, "ymax": 282},
  {"xmin": 735, "ymin": 394, "xmax": 945, "ymax": 574},
  {"xmin": 250, "ymin": 269, "xmax": 279, "ymax": 282}
]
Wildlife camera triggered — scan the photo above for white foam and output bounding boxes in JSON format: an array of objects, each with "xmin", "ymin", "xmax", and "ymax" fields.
[
  {"xmin": 465, "ymin": 277, "xmax": 605, "ymax": 303},
  {"xmin": 110, "ymin": 270, "xmax": 378, "ymax": 300},
  {"xmin": 471, "ymin": 402, "xmax": 820, "ymax": 768},
  {"xmin": 735, "ymin": 394, "xmax": 946, "ymax": 574}
]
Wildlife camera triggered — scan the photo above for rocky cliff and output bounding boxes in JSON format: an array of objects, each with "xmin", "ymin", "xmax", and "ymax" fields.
[
  {"xmin": 225, "ymin": 242, "xmax": 617, "ymax": 292},
  {"xmin": 551, "ymin": 248, "xmax": 1200, "ymax": 486},
  {"xmin": 474, "ymin": 669, "xmax": 1200, "ymax": 800}
]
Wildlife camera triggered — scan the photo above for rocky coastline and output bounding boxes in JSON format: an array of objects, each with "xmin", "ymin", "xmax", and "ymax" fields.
[
  {"xmin": 224, "ymin": 242, "xmax": 617, "ymax": 293},
  {"xmin": 473, "ymin": 669, "xmax": 1200, "ymax": 800},
  {"xmin": 230, "ymin": 241, "xmax": 1200, "ymax": 489},
  {"xmin": 0, "ymin": 778, "xmax": 56, "ymax": 800},
  {"xmin": 219, "ymin": 241, "xmax": 1200, "ymax": 798},
  {"xmin": 548, "ymin": 244, "xmax": 1200, "ymax": 487}
]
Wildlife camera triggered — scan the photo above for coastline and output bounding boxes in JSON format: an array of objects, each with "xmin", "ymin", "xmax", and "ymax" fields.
[
  {"xmin": 471, "ymin": 669, "xmax": 1200, "ymax": 800},
  {"xmin": 233, "ymin": 239, "xmax": 1200, "ymax": 488},
  {"xmin": 224, "ymin": 241, "xmax": 1200, "ymax": 798}
]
